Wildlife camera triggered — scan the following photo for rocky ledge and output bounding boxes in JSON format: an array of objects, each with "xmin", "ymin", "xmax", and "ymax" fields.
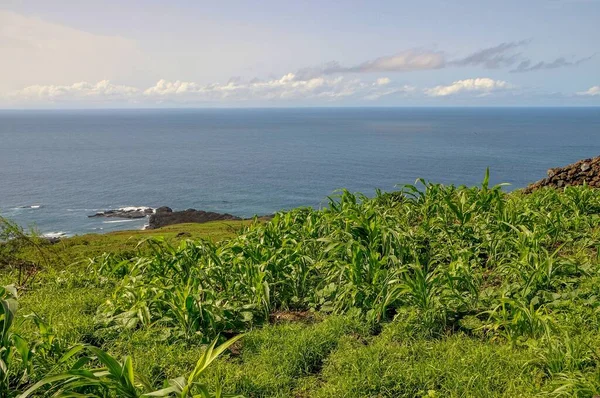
[
  {"xmin": 88, "ymin": 207, "xmax": 154, "ymax": 219},
  {"xmin": 147, "ymin": 207, "xmax": 241, "ymax": 229},
  {"xmin": 523, "ymin": 155, "xmax": 600, "ymax": 193}
]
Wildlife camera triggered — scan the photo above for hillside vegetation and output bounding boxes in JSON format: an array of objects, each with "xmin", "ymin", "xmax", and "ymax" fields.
[{"xmin": 1, "ymin": 174, "xmax": 600, "ymax": 397}]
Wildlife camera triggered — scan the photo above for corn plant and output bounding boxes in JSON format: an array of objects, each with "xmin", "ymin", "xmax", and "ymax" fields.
[
  {"xmin": 89, "ymin": 176, "xmax": 600, "ymax": 344},
  {"xmin": 19, "ymin": 334, "xmax": 244, "ymax": 398},
  {"xmin": 0, "ymin": 285, "xmax": 33, "ymax": 397}
]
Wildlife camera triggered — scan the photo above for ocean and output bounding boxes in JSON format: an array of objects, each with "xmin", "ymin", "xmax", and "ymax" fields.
[{"xmin": 1, "ymin": 107, "xmax": 599, "ymax": 237}]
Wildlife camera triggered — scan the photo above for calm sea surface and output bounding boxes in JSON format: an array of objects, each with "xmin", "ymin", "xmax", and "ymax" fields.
[{"xmin": 1, "ymin": 108, "xmax": 599, "ymax": 236}]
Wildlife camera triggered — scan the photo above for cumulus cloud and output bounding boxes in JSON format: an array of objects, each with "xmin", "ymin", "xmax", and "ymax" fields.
[
  {"xmin": 511, "ymin": 55, "xmax": 595, "ymax": 72},
  {"xmin": 577, "ymin": 86, "xmax": 600, "ymax": 96},
  {"xmin": 10, "ymin": 80, "xmax": 140, "ymax": 101},
  {"xmin": 143, "ymin": 74, "xmax": 353, "ymax": 101},
  {"xmin": 143, "ymin": 74, "xmax": 416, "ymax": 102},
  {"xmin": 425, "ymin": 78, "xmax": 510, "ymax": 97},
  {"xmin": 7, "ymin": 74, "xmax": 413, "ymax": 105}
]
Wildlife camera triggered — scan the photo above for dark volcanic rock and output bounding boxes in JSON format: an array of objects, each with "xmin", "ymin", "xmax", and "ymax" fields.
[
  {"xmin": 88, "ymin": 208, "xmax": 154, "ymax": 219},
  {"xmin": 523, "ymin": 155, "xmax": 600, "ymax": 193},
  {"xmin": 147, "ymin": 208, "xmax": 241, "ymax": 229}
]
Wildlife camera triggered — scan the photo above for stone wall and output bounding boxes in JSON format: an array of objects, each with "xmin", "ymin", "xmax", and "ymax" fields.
[{"xmin": 523, "ymin": 156, "xmax": 600, "ymax": 193}]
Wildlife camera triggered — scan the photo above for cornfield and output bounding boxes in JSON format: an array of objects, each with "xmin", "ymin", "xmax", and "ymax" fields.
[
  {"xmin": 2, "ymin": 173, "xmax": 600, "ymax": 396},
  {"xmin": 95, "ymin": 174, "xmax": 600, "ymax": 344}
]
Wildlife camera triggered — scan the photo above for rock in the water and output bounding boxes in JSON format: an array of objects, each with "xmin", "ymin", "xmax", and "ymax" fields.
[
  {"xmin": 147, "ymin": 208, "xmax": 241, "ymax": 229},
  {"xmin": 523, "ymin": 155, "xmax": 600, "ymax": 193},
  {"xmin": 88, "ymin": 207, "xmax": 154, "ymax": 219}
]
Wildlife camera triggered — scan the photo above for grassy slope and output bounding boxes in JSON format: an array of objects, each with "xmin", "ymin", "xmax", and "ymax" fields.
[
  {"xmin": 3, "ymin": 186, "xmax": 600, "ymax": 397},
  {"xmin": 2, "ymin": 221, "xmax": 248, "ymax": 342},
  {"xmin": 5, "ymin": 221, "xmax": 375, "ymax": 397},
  {"xmin": 42, "ymin": 220, "xmax": 252, "ymax": 261}
]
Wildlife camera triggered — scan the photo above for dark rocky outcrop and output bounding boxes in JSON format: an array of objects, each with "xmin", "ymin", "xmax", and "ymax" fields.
[
  {"xmin": 147, "ymin": 207, "xmax": 241, "ymax": 229},
  {"xmin": 523, "ymin": 156, "xmax": 600, "ymax": 193},
  {"xmin": 88, "ymin": 208, "xmax": 154, "ymax": 219}
]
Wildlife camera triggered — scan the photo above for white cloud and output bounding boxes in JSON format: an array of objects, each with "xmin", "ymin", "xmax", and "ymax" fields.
[
  {"xmin": 577, "ymin": 86, "xmax": 600, "ymax": 96},
  {"xmin": 7, "ymin": 74, "xmax": 413, "ymax": 105},
  {"xmin": 425, "ymin": 78, "xmax": 510, "ymax": 97},
  {"xmin": 10, "ymin": 81, "xmax": 140, "ymax": 102},
  {"xmin": 142, "ymin": 74, "xmax": 412, "ymax": 102},
  {"xmin": 143, "ymin": 74, "xmax": 357, "ymax": 101}
]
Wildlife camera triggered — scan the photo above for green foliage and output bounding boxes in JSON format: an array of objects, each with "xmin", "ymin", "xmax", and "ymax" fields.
[
  {"xmin": 20, "ymin": 335, "xmax": 243, "ymax": 398},
  {"xmin": 3, "ymin": 174, "xmax": 600, "ymax": 397},
  {"xmin": 1, "ymin": 282, "xmax": 242, "ymax": 397},
  {"xmin": 199, "ymin": 315, "xmax": 369, "ymax": 396},
  {"xmin": 308, "ymin": 329, "xmax": 537, "ymax": 397},
  {"xmin": 94, "ymin": 180, "xmax": 600, "ymax": 344},
  {"xmin": 0, "ymin": 217, "xmax": 43, "ymax": 288},
  {"xmin": 0, "ymin": 284, "xmax": 30, "ymax": 396}
]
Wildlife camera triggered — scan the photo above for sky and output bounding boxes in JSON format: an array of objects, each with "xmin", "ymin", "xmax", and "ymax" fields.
[{"xmin": 0, "ymin": 0, "xmax": 599, "ymax": 108}]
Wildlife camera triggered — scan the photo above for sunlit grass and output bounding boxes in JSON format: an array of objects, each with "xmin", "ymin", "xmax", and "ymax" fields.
[{"xmin": 2, "ymin": 174, "xmax": 600, "ymax": 396}]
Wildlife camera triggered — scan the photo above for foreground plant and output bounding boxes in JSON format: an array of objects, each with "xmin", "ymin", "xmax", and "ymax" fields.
[
  {"xmin": 19, "ymin": 334, "xmax": 244, "ymax": 398},
  {"xmin": 0, "ymin": 285, "xmax": 32, "ymax": 397}
]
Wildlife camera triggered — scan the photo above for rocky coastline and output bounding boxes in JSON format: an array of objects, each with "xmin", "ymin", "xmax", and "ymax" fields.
[
  {"xmin": 147, "ymin": 207, "xmax": 241, "ymax": 229},
  {"xmin": 87, "ymin": 206, "xmax": 249, "ymax": 230},
  {"xmin": 88, "ymin": 207, "xmax": 154, "ymax": 219}
]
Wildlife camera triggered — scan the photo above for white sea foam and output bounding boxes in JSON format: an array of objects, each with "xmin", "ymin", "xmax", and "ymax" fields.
[
  {"xmin": 92, "ymin": 206, "xmax": 155, "ymax": 216},
  {"xmin": 102, "ymin": 219, "xmax": 137, "ymax": 224},
  {"xmin": 116, "ymin": 206, "xmax": 154, "ymax": 213},
  {"xmin": 42, "ymin": 231, "xmax": 67, "ymax": 238}
]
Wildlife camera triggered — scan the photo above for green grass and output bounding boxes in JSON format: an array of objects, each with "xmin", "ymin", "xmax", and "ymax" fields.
[
  {"xmin": 310, "ymin": 331, "xmax": 537, "ymax": 397},
  {"xmin": 2, "ymin": 220, "xmax": 252, "ymax": 346},
  {"xmin": 36, "ymin": 220, "xmax": 251, "ymax": 262},
  {"xmin": 2, "ymin": 177, "xmax": 600, "ymax": 397}
]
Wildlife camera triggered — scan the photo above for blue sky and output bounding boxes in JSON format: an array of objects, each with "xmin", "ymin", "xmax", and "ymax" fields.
[{"xmin": 0, "ymin": 0, "xmax": 599, "ymax": 107}]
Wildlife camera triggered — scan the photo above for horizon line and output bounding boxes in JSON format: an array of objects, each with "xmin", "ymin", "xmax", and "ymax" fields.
[{"xmin": 1, "ymin": 105, "xmax": 600, "ymax": 112}]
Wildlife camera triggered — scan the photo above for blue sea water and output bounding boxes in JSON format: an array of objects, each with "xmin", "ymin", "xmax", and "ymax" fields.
[{"xmin": 1, "ymin": 107, "xmax": 599, "ymax": 236}]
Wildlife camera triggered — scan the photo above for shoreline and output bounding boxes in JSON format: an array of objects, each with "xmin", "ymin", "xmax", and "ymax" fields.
[{"xmin": 8, "ymin": 153, "xmax": 600, "ymax": 240}]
